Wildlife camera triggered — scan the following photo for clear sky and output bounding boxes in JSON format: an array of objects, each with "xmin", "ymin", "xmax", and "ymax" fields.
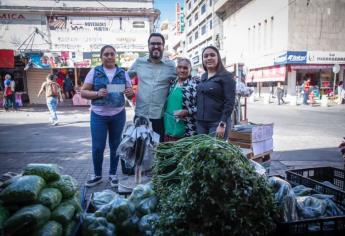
[{"xmin": 154, "ymin": 0, "xmax": 184, "ymax": 23}]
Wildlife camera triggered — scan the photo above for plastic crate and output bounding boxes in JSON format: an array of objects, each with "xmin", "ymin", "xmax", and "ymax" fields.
[
  {"xmin": 286, "ymin": 167, "xmax": 345, "ymax": 207},
  {"xmin": 274, "ymin": 167, "xmax": 345, "ymax": 235}
]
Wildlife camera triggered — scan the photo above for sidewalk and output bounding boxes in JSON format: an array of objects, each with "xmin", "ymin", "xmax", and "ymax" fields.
[{"xmin": 0, "ymin": 103, "xmax": 344, "ymax": 195}]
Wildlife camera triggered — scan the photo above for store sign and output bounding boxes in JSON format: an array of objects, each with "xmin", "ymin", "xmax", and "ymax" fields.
[
  {"xmin": 49, "ymin": 16, "xmax": 149, "ymax": 52},
  {"xmin": 246, "ymin": 65, "xmax": 286, "ymax": 83},
  {"xmin": 192, "ymin": 55, "xmax": 199, "ymax": 65},
  {"xmin": 274, "ymin": 51, "xmax": 307, "ymax": 65},
  {"xmin": 307, "ymin": 51, "xmax": 345, "ymax": 64}
]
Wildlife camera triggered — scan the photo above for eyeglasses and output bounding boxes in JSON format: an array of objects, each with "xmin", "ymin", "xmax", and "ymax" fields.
[
  {"xmin": 149, "ymin": 42, "xmax": 163, "ymax": 46},
  {"xmin": 103, "ymin": 52, "xmax": 115, "ymax": 57}
]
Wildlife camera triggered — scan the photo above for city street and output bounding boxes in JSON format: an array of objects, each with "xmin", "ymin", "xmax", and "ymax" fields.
[{"xmin": 0, "ymin": 103, "xmax": 344, "ymax": 189}]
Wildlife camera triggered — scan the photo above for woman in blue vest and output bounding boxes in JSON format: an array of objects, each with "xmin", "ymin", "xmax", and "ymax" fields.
[{"xmin": 81, "ymin": 45, "xmax": 134, "ymax": 187}]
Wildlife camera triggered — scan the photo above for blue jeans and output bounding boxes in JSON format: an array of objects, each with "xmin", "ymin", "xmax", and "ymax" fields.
[
  {"xmin": 197, "ymin": 118, "xmax": 231, "ymax": 140},
  {"xmin": 90, "ymin": 109, "xmax": 126, "ymax": 176},
  {"xmin": 46, "ymin": 96, "xmax": 58, "ymax": 122}
]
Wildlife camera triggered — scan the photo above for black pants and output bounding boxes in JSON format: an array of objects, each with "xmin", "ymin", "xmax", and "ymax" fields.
[{"xmin": 134, "ymin": 116, "xmax": 164, "ymax": 142}]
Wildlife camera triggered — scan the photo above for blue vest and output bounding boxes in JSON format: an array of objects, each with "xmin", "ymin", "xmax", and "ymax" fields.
[{"xmin": 91, "ymin": 65, "xmax": 126, "ymax": 107}]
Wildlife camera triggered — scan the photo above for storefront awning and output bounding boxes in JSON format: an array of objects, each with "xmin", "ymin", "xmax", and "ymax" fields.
[
  {"xmin": 290, "ymin": 64, "xmax": 345, "ymax": 70},
  {"xmin": 246, "ymin": 65, "xmax": 286, "ymax": 83},
  {"xmin": 0, "ymin": 50, "xmax": 15, "ymax": 68}
]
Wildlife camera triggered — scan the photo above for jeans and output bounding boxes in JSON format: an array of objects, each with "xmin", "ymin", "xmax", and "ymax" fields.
[
  {"xmin": 197, "ymin": 118, "xmax": 231, "ymax": 140},
  {"xmin": 90, "ymin": 109, "xmax": 126, "ymax": 176},
  {"xmin": 10, "ymin": 93, "xmax": 18, "ymax": 110},
  {"xmin": 303, "ymin": 91, "xmax": 309, "ymax": 105},
  {"xmin": 46, "ymin": 96, "xmax": 58, "ymax": 122}
]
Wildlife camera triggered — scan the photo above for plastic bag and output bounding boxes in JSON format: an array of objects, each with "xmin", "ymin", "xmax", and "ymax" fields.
[
  {"xmin": 82, "ymin": 214, "xmax": 115, "ymax": 236},
  {"xmin": 63, "ymin": 192, "xmax": 82, "ymax": 213},
  {"xmin": 33, "ymin": 220, "xmax": 63, "ymax": 236},
  {"xmin": 51, "ymin": 203, "xmax": 75, "ymax": 225},
  {"xmin": 292, "ymin": 185, "xmax": 313, "ymax": 196},
  {"xmin": 92, "ymin": 189, "xmax": 118, "ymax": 210},
  {"xmin": 249, "ymin": 160, "xmax": 267, "ymax": 176},
  {"xmin": 23, "ymin": 163, "xmax": 61, "ymax": 182},
  {"xmin": 38, "ymin": 188, "xmax": 63, "ymax": 210},
  {"xmin": 3, "ymin": 204, "xmax": 50, "ymax": 235},
  {"xmin": 106, "ymin": 198, "xmax": 135, "ymax": 225},
  {"xmin": 118, "ymin": 214, "xmax": 140, "ymax": 236},
  {"xmin": 0, "ymin": 175, "xmax": 46, "ymax": 204},
  {"xmin": 138, "ymin": 196, "xmax": 157, "ymax": 216},
  {"xmin": 48, "ymin": 175, "xmax": 78, "ymax": 199},
  {"xmin": 64, "ymin": 220, "xmax": 78, "ymax": 236},
  {"xmin": 296, "ymin": 196, "xmax": 327, "ymax": 219},
  {"xmin": 128, "ymin": 183, "xmax": 155, "ymax": 208},
  {"xmin": 267, "ymin": 176, "xmax": 292, "ymax": 203},
  {"xmin": 138, "ymin": 213, "xmax": 160, "ymax": 236}
]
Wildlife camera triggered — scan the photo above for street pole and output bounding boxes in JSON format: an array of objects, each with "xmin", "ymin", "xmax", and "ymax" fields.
[
  {"xmin": 332, "ymin": 64, "xmax": 340, "ymax": 98},
  {"xmin": 236, "ymin": 63, "xmax": 241, "ymax": 124}
]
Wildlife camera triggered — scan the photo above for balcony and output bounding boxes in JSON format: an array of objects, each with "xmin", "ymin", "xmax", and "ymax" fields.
[{"xmin": 214, "ymin": 0, "xmax": 252, "ymax": 19}]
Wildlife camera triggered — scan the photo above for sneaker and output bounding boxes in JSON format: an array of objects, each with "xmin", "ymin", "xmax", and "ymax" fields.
[
  {"xmin": 53, "ymin": 120, "xmax": 59, "ymax": 126},
  {"xmin": 85, "ymin": 176, "xmax": 102, "ymax": 187},
  {"xmin": 109, "ymin": 175, "xmax": 118, "ymax": 188}
]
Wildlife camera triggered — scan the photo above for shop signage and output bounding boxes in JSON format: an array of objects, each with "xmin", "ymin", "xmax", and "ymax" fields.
[
  {"xmin": 0, "ymin": 13, "xmax": 25, "ymax": 20},
  {"xmin": 192, "ymin": 55, "xmax": 199, "ymax": 65},
  {"xmin": 49, "ymin": 16, "xmax": 149, "ymax": 52},
  {"xmin": 246, "ymin": 65, "xmax": 286, "ymax": 83},
  {"xmin": 274, "ymin": 51, "xmax": 307, "ymax": 65},
  {"xmin": 307, "ymin": 51, "xmax": 345, "ymax": 64}
]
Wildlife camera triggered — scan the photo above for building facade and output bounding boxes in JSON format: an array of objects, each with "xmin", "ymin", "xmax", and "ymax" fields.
[
  {"xmin": 215, "ymin": 0, "xmax": 345, "ymax": 103},
  {"xmin": 185, "ymin": 0, "xmax": 215, "ymax": 74},
  {"xmin": 0, "ymin": 0, "xmax": 159, "ymax": 104}
]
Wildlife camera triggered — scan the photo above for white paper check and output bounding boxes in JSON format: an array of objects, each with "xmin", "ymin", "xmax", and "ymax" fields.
[{"xmin": 107, "ymin": 84, "xmax": 125, "ymax": 93}]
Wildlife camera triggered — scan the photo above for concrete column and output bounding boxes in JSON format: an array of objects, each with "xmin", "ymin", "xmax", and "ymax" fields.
[{"xmin": 286, "ymin": 70, "xmax": 297, "ymax": 105}]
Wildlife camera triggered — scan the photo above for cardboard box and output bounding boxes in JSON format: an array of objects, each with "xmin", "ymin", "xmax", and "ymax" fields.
[
  {"xmin": 230, "ymin": 138, "xmax": 273, "ymax": 156},
  {"xmin": 229, "ymin": 123, "xmax": 273, "ymax": 143}
]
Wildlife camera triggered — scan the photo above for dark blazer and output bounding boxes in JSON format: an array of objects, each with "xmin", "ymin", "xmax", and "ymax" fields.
[{"xmin": 196, "ymin": 70, "xmax": 236, "ymax": 122}]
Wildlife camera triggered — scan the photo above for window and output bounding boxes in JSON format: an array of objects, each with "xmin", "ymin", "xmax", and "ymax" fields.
[
  {"xmin": 195, "ymin": 30, "xmax": 199, "ymax": 40},
  {"xmin": 189, "ymin": 36, "xmax": 193, "ymax": 44},
  {"xmin": 209, "ymin": 0, "xmax": 213, "ymax": 6},
  {"xmin": 201, "ymin": 4, "xmax": 206, "ymax": 14},
  {"xmin": 263, "ymin": 19, "xmax": 267, "ymax": 50},
  {"xmin": 209, "ymin": 19, "xmax": 212, "ymax": 29},
  {"xmin": 194, "ymin": 12, "xmax": 198, "ymax": 21},
  {"xmin": 201, "ymin": 24, "xmax": 206, "ymax": 35},
  {"xmin": 188, "ymin": 1, "xmax": 191, "ymax": 10},
  {"xmin": 258, "ymin": 23, "xmax": 261, "ymax": 51},
  {"xmin": 188, "ymin": 19, "xmax": 192, "ymax": 27}
]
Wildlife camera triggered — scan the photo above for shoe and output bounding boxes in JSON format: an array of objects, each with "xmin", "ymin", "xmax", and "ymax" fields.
[
  {"xmin": 85, "ymin": 176, "xmax": 102, "ymax": 187},
  {"xmin": 109, "ymin": 175, "xmax": 118, "ymax": 188},
  {"xmin": 53, "ymin": 121, "xmax": 59, "ymax": 126}
]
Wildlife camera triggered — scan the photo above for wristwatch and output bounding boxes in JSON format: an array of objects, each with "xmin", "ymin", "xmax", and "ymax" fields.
[{"xmin": 219, "ymin": 121, "xmax": 226, "ymax": 128}]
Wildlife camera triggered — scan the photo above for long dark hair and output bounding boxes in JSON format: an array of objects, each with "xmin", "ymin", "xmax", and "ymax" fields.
[
  {"xmin": 100, "ymin": 45, "xmax": 116, "ymax": 58},
  {"xmin": 201, "ymin": 46, "xmax": 225, "ymax": 73}
]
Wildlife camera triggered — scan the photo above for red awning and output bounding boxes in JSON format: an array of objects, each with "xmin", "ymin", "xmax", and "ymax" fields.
[
  {"xmin": 0, "ymin": 50, "xmax": 15, "ymax": 68},
  {"xmin": 246, "ymin": 65, "xmax": 286, "ymax": 83}
]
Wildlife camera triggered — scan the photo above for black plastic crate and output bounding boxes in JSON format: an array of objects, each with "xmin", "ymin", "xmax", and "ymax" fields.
[{"xmin": 286, "ymin": 167, "xmax": 345, "ymax": 207}]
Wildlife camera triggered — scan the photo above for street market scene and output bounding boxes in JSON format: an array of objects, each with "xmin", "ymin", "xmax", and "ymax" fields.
[{"xmin": 0, "ymin": 0, "xmax": 345, "ymax": 235}]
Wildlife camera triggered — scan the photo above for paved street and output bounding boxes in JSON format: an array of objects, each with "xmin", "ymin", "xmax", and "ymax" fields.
[{"xmin": 0, "ymin": 103, "xmax": 344, "ymax": 192}]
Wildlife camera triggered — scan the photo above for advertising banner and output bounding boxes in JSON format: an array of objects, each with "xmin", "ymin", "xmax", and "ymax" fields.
[
  {"xmin": 274, "ymin": 51, "xmax": 307, "ymax": 65},
  {"xmin": 0, "ymin": 49, "xmax": 14, "ymax": 68},
  {"xmin": 307, "ymin": 51, "xmax": 345, "ymax": 64}
]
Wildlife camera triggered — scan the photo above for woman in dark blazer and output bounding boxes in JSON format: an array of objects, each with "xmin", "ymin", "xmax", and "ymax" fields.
[{"xmin": 196, "ymin": 46, "xmax": 236, "ymax": 139}]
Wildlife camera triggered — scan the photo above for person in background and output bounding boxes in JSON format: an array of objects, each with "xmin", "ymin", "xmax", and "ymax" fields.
[
  {"xmin": 338, "ymin": 81, "xmax": 344, "ymax": 104},
  {"xmin": 3, "ymin": 74, "xmax": 13, "ymax": 111},
  {"xmin": 64, "ymin": 74, "xmax": 74, "ymax": 99},
  {"xmin": 196, "ymin": 46, "xmax": 236, "ymax": 140},
  {"xmin": 37, "ymin": 74, "xmax": 63, "ymax": 125},
  {"xmin": 164, "ymin": 58, "xmax": 198, "ymax": 141},
  {"xmin": 81, "ymin": 45, "xmax": 134, "ymax": 187},
  {"xmin": 302, "ymin": 78, "xmax": 310, "ymax": 105},
  {"xmin": 56, "ymin": 73, "xmax": 65, "ymax": 97},
  {"xmin": 128, "ymin": 32, "xmax": 176, "ymax": 142},
  {"xmin": 276, "ymin": 82, "xmax": 285, "ymax": 105}
]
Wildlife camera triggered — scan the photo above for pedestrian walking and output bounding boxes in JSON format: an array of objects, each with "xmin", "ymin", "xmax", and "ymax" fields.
[
  {"xmin": 81, "ymin": 45, "xmax": 134, "ymax": 187},
  {"xmin": 163, "ymin": 58, "xmax": 198, "ymax": 142},
  {"xmin": 302, "ymin": 78, "xmax": 311, "ymax": 105},
  {"xmin": 196, "ymin": 46, "xmax": 236, "ymax": 140},
  {"xmin": 338, "ymin": 81, "xmax": 344, "ymax": 104},
  {"xmin": 37, "ymin": 74, "xmax": 63, "ymax": 125},
  {"xmin": 128, "ymin": 32, "xmax": 176, "ymax": 142},
  {"xmin": 277, "ymin": 82, "xmax": 285, "ymax": 105}
]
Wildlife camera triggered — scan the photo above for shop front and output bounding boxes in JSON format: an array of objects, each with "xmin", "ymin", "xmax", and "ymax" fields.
[{"xmin": 0, "ymin": 50, "xmax": 28, "ymax": 107}]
